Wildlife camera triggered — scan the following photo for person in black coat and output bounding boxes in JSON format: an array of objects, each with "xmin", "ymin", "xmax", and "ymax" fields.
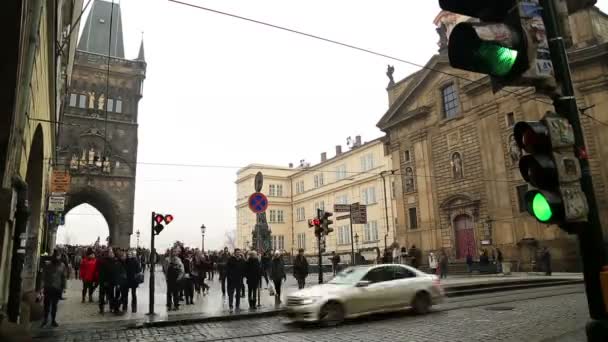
[
  {"xmin": 182, "ymin": 252, "xmax": 195, "ymax": 305},
  {"xmin": 113, "ymin": 250, "xmax": 128, "ymax": 314},
  {"xmin": 260, "ymin": 251, "xmax": 271, "ymax": 288},
  {"xmin": 218, "ymin": 248, "xmax": 230, "ymax": 296},
  {"xmin": 245, "ymin": 251, "xmax": 262, "ymax": 309},
  {"xmin": 226, "ymin": 249, "xmax": 246, "ymax": 311},
  {"xmin": 123, "ymin": 250, "xmax": 142, "ymax": 313},
  {"xmin": 270, "ymin": 251, "xmax": 286, "ymax": 304},
  {"xmin": 98, "ymin": 249, "xmax": 116, "ymax": 314},
  {"xmin": 293, "ymin": 248, "xmax": 309, "ymax": 289}
]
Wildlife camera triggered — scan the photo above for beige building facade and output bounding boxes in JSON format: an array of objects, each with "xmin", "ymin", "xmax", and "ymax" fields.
[
  {"xmin": 377, "ymin": 7, "xmax": 608, "ymax": 271},
  {"xmin": 236, "ymin": 138, "xmax": 398, "ymax": 261}
]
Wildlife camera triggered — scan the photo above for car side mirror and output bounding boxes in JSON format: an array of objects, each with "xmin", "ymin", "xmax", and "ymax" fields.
[{"xmin": 356, "ymin": 280, "xmax": 371, "ymax": 288}]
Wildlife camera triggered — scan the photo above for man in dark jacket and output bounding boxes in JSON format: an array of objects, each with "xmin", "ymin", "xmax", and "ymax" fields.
[
  {"xmin": 270, "ymin": 251, "xmax": 286, "ymax": 304},
  {"xmin": 124, "ymin": 250, "xmax": 142, "ymax": 313},
  {"xmin": 245, "ymin": 251, "xmax": 262, "ymax": 309},
  {"xmin": 293, "ymin": 248, "xmax": 309, "ymax": 289},
  {"xmin": 218, "ymin": 247, "xmax": 230, "ymax": 296},
  {"xmin": 226, "ymin": 248, "xmax": 246, "ymax": 312},
  {"xmin": 98, "ymin": 249, "xmax": 115, "ymax": 314},
  {"xmin": 260, "ymin": 251, "xmax": 271, "ymax": 288},
  {"xmin": 331, "ymin": 251, "xmax": 341, "ymax": 275}
]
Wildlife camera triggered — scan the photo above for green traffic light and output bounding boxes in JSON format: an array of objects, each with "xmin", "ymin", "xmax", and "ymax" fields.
[
  {"xmin": 532, "ymin": 192, "xmax": 553, "ymax": 222},
  {"xmin": 477, "ymin": 42, "xmax": 518, "ymax": 77}
]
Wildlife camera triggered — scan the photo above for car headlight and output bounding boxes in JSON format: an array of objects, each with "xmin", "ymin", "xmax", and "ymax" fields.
[{"xmin": 300, "ymin": 297, "xmax": 321, "ymax": 305}]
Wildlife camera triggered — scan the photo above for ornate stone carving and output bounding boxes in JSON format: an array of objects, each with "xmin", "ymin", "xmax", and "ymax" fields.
[
  {"xmin": 98, "ymin": 93, "xmax": 105, "ymax": 110},
  {"xmin": 386, "ymin": 65, "xmax": 395, "ymax": 87},
  {"xmin": 508, "ymin": 134, "xmax": 522, "ymax": 165},
  {"xmin": 405, "ymin": 167, "xmax": 415, "ymax": 193}
]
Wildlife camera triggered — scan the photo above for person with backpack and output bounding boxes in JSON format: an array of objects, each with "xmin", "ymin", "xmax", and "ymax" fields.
[{"xmin": 163, "ymin": 248, "xmax": 185, "ymax": 311}]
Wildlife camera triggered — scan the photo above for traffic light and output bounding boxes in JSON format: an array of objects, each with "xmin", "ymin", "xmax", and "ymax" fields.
[
  {"xmin": 439, "ymin": 0, "xmax": 555, "ymax": 92},
  {"xmin": 514, "ymin": 113, "xmax": 588, "ymax": 227},
  {"xmin": 321, "ymin": 211, "xmax": 334, "ymax": 235},
  {"xmin": 153, "ymin": 213, "xmax": 174, "ymax": 235}
]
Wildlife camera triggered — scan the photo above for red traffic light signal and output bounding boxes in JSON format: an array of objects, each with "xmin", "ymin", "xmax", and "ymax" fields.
[
  {"xmin": 164, "ymin": 214, "xmax": 174, "ymax": 224},
  {"xmin": 154, "ymin": 214, "xmax": 164, "ymax": 224},
  {"xmin": 514, "ymin": 121, "xmax": 551, "ymax": 154}
]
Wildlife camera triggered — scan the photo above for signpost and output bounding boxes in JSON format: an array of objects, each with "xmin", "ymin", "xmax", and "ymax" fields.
[
  {"xmin": 249, "ymin": 172, "xmax": 270, "ymax": 307},
  {"xmin": 335, "ymin": 203, "xmax": 368, "ymax": 264},
  {"xmin": 248, "ymin": 192, "xmax": 269, "ymax": 214},
  {"xmin": 333, "ymin": 204, "xmax": 351, "ymax": 212},
  {"xmin": 48, "ymin": 196, "xmax": 66, "ymax": 212}
]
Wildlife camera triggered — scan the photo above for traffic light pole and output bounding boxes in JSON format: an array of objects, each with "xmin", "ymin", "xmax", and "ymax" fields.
[
  {"xmin": 147, "ymin": 211, "xmax": 156, "ymax": 316},
  {"xmin": 318, "ymin": 232, "xmax": 323, "ymax": 284},
  {"xmin": 540, "ymin": 0, "xmax": 608, "ymax": 339}
]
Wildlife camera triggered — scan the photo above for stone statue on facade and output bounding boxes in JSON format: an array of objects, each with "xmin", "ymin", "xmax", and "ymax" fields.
[
  {"xmin": 405, "ymin": 167, "xmax": 415, "ymax": 192},
  {"xmin": 437, "ymin": 23, "xmax": 448, "ymax": 51},
  {"xmin": 451, "ymin": 152, "xmax": 463, "ymax": 179},
  {"xmin": 386, "ymin": 65, "xmax": 395, "ymax": 87},
  {"xmin": 88, "ymin": 147, "xmax": 96, "ymax": 165},
  {"xmin": 102, "ymin": 156, "xmax": 111, "ymax": 173},
  {"xmin": 80, "ymin": 149, "xmax": 87, "ymax": 167},
  {"xmin": 87, "ymin": 91, "xmax": 96, "ymax": 109},
  {"xmin": 508, "ymin": 134, "xmax": 522, "ymax": 165},
  {"xmin": 252, "ymin": 171, "xmax": 272, "ymax": 252},
  {"xmin": 98, "ymin": 93, "xmax": 105, "ymax": 110},
  {"xmin": 70, "ymin": 153, "xmax": 79, "ymax": 170}
]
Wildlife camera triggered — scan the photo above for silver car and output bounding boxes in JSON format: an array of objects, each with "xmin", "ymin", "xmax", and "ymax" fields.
[{"xmin": 284, "ymin": 264, "xmax": 444, "ymax": 325}]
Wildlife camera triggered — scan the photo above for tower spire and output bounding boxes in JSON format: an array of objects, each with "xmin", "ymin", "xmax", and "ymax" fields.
[
  {"xmin": 78, "ymin": 0, "xmax": 125, "ymax": 58},
  {"xmin": 137, "ymin": 33, "xmax": 145, "ymax": 61}
]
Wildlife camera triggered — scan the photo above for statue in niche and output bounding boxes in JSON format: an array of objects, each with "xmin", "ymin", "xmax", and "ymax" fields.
[
  {"xmin": 97, "ymin": 93, "xmax": 105, "ymax": 110},
  {"xmin": 386, "ymin": 65, "xmax": 395, "ymax": 87},
  {"xmin": 451, "ymin": 152, "xmax": 463, "ymax": 179},
  {"xmin": 87, "ymin": 91, "xmax": 96, "ymax": 109},
  {"xmin": 80, "ymin": 149, "xmax": 87, "ymax": 167},
  {"xmin": 70, "ymin": 153, "xmax": 79, "ymax": 170},
  {"xmin": 88, "ymin": 147, "xmax": 96, "ymax": 165},
  {"xmin": 95, "ymin": 155, "xmax": 102, "ymax": 168},
  {"xmin": 508, "ymin": 134, "xmax": 522, "ymax": 165},
  {"xmin": 102, "ymin": 156, "xmax": 111, "ymax": 173},
  {"xmin": 437, "ymin": 23, "xmax": 448, "ymax": 50},
  {"xmin": 405, "ymin": 167, "xmax": 415, "ymax": 192}
]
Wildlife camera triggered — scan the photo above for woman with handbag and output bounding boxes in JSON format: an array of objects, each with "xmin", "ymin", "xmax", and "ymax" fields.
[{"xmin": 124, "ymin": 250, "xmax": 143, "ymax": 313}]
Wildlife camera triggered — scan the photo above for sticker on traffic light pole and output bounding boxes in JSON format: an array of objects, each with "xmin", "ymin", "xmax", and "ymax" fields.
[{"xmin": 248, "ymin": 192, "xmax": 268, "ymax": 214}]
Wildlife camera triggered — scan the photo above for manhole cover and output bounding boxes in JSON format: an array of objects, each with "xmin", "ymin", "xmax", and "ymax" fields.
[{"xmin": 484, "ymin": 306, "xmax": 515, "ymax": 311}]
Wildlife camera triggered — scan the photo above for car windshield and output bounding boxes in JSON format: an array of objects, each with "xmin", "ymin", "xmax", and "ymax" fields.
[{"xmin": 328, "ymin": 267, "xmax": 369, "ymax": 285}]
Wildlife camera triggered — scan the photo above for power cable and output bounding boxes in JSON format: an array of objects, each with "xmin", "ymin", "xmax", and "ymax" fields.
[{"xmin": 103, "ymin": 0, "xmax": 116, "ymax": 157}]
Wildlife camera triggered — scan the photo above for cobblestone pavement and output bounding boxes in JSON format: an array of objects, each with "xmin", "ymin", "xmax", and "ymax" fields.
[{"xmin": 33, "ymin": 284, "xmax": 589, "ymax": 342}]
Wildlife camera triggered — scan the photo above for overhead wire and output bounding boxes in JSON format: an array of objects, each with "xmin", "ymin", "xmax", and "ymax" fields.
[{"xmin": 103, "ymin": 0, "xmax": 116, "ymax": 157}]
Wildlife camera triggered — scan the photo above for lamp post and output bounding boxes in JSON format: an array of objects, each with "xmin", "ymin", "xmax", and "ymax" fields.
[
  {"xmin": 200, "ymin": 224, "xmax": 206, "ymax": 252},
  {"xmin": 354, "ymin": 233, "xmax": 359, "ymax": 265},
  {"xmin": 136, "ymin": 230, "xmax": 140, "ymax": 248}
]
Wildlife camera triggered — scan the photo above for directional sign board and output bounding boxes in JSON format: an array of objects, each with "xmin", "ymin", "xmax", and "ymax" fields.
[
  {"xmin": 248, "ymin": 192, "xmax": 269, "ymax": 214},
  {"xmin": 336, "ymin": 214, "xmax": 351, "ymax": 220},
  {"xmin": 48, "ymin": 196, "xmax": 66, "ymax": 212},
  {"xmin": 334, "ymin": 204, "xmax": 351, "ymax": 213},
  {"xmin": 51, "ymin": 170, "xmax": 71, "ymax": 194},
  {"xmin": 351, "ymin": 204, "xmax": 367, "ymax": 224}
]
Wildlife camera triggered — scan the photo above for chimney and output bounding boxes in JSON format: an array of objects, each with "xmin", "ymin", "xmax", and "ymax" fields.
[
  {"xmin": 288, "ymin": 163, "xmax": 293, "ymax": 168},
  {"xmin": 321, "ymin": 152, "xmax": 327, "ymax": 162},
  {"xmin": 336, "ymin": 145, "xmax": 342, "ymax": 156},
  {"xmin": 355, "ymin": 135, "xmax": 362, "ymax": 147}
]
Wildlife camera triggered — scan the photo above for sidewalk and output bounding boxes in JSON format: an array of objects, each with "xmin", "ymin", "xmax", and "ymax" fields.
[{"xmin": 35, "ymin": 268, "xmax": 583, "ymax": 332}]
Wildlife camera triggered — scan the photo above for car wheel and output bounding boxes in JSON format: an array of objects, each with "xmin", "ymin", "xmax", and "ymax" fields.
[
  {"xmin": 319, "ymin": 301, "xmax": 344, "ymax": 326},
  {"xmin": 412, "ymin": 292, "xmax": 431, "ymax": 315}
]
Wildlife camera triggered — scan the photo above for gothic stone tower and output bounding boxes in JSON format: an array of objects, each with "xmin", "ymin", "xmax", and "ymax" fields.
[{"xmin": 57, "ymin": 0, "xmax": 145, "ymax": 248}]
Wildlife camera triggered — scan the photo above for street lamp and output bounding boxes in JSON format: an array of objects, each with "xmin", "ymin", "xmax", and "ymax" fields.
[
  {"xmin": 136, "ymin": 230, "xmax": 140, "ymax": 248},
  {"xmin": 200, "ymin": 224, "xmax": 206, "ymax": 251}
]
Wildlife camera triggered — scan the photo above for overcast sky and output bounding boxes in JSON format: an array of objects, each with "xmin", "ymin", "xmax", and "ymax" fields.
[{"xmin": 57, "ymin": 0, "xmax": 608, "ymax": 250}]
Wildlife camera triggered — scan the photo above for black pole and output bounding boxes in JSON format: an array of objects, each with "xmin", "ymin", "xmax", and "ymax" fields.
[
  {"xmin": 381, "ymin": 171, "xmax": 391, "ymax": 251},
  {"xmin": 147, "ymin": 212, "xmax": 156, "ymax": 316},
  {"xmin": 318, "ymin": 233, "xmax": 323, "ymax": 284},
  {"xmin": 539, "ymin": 0, "xmax": 608, "ymax": 339},
  {"xmin": 350, "ymin": 217, "xmax": 355, "ymax": 265}
]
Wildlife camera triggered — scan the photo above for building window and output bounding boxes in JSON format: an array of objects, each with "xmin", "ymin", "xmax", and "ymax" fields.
[
  {"xmin": 277, "ymin": 210, "xmax": 284, "ymax": 223},
  {"xmin": 296, "ymin": 180, "xmax": 305, "ymax": 194},
  {"xmin": 364, "ymin": 221, "xmax": 379, "ymax": 242},
  {"xmin": 506, "ymin": 112, "xmax": 515, "ymax": 127},
  {"xmin": 115, "ymin": 99, "xmax": 123, "ymax": 113},
  {"xmin": 361, "ymin": 154, "xmax": 375, "ymax": 171},
  {"xmin": 272, "ymin": 235, "xmax": 277, "ymax": 250},
  {"xmin": 314, "ymin": 201, "xmax": 325, "ymax": 212},
  {"xmin": 517, "ymin": 185, "xmax": 528, "ymax": 213},
  {"xmin": 297, "ymin": 233, "xmax": 306, "ymax": 250},
  {"xmin": 269, "ymin": 210, "xmax": 277, "ymax": 223},
  {"xmin": 442, "ymin": 83, "xmax": 460, "ymax": 119},
  {"xmin": 107, "ymin": 98, "xmax": 114, "ymax": 112},
  {"xmin": 335, "ymin": 195, "xmax": 349, "ymax": 205},
  {"xmin": 403, "ymin": 150, "xmax": 411, "ymax": 162},
  {"xmin": 404, "ymin": 167, "xmax": 415, "ymax": 193},
  {"xmin": 336, "ymin": 165, "xmax": 347, "ymax": 180},
  {"xmin": 69, "ymin": 93, "xmax": 77, "ymax": 107},
  {"xmin": 391, "ymin": 181, "xmax": 396, "ymax": 199},
  {"xmin": 408, "ymin": 207, "xmax": 418, "ymax": 229},
  {"xmin": 269, "ymin": 184, "xmax": 283, "ymax": 197},
  {"xmin": 314, "ymin": 174, "xmax": 324, "ymax": 188},
  {"xmin": 78, "ymin": 94, "xmax": 87, "ymax": 108},
  {"xmin": 362, "ymin": 187, "xmax": 376, "ymax": 205},
  {"xmin": 296, "ymin": 207, "xmax": 305, "ymax": 221},
  {"xmin": 337, "ymin": 225, "xmax": 351, "ymax": 245},
  {"xmin": 278, "ymin": 235, "xmax": 285, "ymax": 250}
]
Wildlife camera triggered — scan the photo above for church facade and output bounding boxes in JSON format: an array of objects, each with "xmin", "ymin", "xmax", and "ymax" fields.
[{"xmin": 377, "ymin": 7, "xmax": 608, "ymax": 271}]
